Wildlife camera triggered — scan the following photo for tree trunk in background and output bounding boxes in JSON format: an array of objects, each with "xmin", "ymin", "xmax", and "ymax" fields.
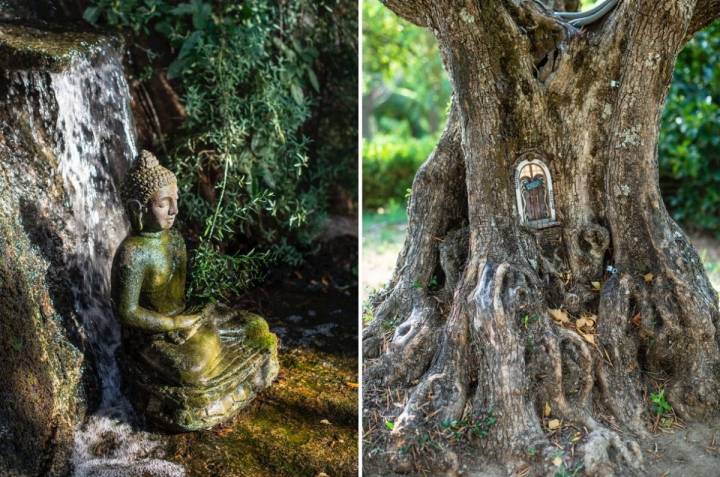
[{"xmin": 364, "ymin": 0, "xmax": 720, "ymax": 474}]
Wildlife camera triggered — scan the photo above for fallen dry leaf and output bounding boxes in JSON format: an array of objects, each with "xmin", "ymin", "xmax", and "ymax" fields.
[
  {"xmin": 548, "ymin": 419, "xmax": 561, "ymax": 430},
  {"xmin": 581, "ymin": 313, "xmax": 597, "ymax": 324},
  {"xmin": 591, "ymin": 281, "xmax": 601, "ymax": 291},
  {"xmin": 214, "ymin": 426, "xmax": 234, "ymax": 437},
  {"xmin": 643, "ymin": 273, "xmax": 654, "ymax": 283},
  {"xmin": 544, "ymin": 402, "xmax": 552, "ymax": 417},
  {"xmin": 579, "ymin": 332, "xmax": 596, "ymax": 345},
  {"xmin": 575, "ymin": 317, "xmax": 595, "ymax": 333},
  {"xmin": 514, "ymin": 463, "xmax": 530, "ymax": 477},
  {"xmin": 549, "ymin": 308, "xmax": 569, "ymax": 324}
]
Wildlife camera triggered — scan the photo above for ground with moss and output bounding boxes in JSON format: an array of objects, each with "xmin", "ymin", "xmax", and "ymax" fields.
[
  {"xmin": 167, "ymin": 238, "xmax": 358, "ymax": 477},
  {"xmin": 168, "ymin": 349, "xmax": 357, "ymax": 477}
]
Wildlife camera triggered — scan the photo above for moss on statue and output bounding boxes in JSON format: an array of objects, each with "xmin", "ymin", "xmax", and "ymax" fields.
[{"xmin": 241, "ymin": 312, "xmax": 279, "ymax": 351}]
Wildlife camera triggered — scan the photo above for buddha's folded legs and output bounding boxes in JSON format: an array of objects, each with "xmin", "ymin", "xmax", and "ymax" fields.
[{"xmin": 121, "ymin": 311, "xmax": 279, "ymax": 431}]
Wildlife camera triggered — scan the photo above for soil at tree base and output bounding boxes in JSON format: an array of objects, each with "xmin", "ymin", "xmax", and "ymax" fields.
[
  {"xmin": 166, "ymin": 236, "xmax": 359, "ymax": 476},
  {"xmin": 365, "ymin": 417, "xmax": 720, "ymax": 476}
]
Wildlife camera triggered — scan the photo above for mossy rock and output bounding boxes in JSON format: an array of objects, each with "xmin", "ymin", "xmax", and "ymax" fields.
[
  {"xmin": 0, "ymin": 217, "xmax": 86, "ymax": 476},
  {"xmin": 0, "ymin": 22, "xmax": 110, "ymax": 71}
]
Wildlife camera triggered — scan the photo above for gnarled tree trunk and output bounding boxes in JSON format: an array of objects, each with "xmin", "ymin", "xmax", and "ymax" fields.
[{"xmin": 363, "ymin": 0, "xmax": 720, "ymax": 475}]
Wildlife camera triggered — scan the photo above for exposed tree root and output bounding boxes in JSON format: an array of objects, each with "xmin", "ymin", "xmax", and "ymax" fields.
[
  {"xmin": 364, "ymin": 214, "xmax": 719, "ymax": 475},
  {"xmin": 582, "ymin": 428, "xmax": 643, "ymax": 477}
]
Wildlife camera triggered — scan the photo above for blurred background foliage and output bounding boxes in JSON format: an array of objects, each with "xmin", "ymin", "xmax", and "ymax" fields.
[
  {"xmin": 362, "ymin": 0, "xmax": 450, "ymax": 210},
  {"xmin": 363, "ymin": 0, "xmax": 720, "ymax": 235},
  {"xmin": 85, "ymin": 0, "xmax": 357, "ymax": 301},
  {"xmin": 660, "ymin": 21, "xmax": 720, "ymax": 232}
]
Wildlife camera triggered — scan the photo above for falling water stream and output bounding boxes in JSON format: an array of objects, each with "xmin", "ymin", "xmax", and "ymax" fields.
[{"xmin": 11, "ymin": 40, "xmax": 185, "ymax": 476}]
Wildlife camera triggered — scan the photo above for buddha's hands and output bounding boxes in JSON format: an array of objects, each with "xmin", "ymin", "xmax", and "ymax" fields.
[
  {"xmin": 166, "ymin": 313, "xmax": 204, "ymax": 344},
  {"xmin": 210, "ymin": 302, "xmax": 237, "ymax": 326},
  {"xmin": 191, "ymin": 302, "xmax": 236, "ymax": 326}
]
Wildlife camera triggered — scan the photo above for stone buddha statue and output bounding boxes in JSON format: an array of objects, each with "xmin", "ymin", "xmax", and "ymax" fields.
[{"xmin": 111, "ymin": 150, "xmax": 279, "ymax": 431}]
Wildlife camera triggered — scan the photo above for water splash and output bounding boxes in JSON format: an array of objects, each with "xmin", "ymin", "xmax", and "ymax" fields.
[
  {"xmin": 72, "ymin": 417, "xmax": 183, "ymax": 477},
  {"xmin": 42, "ymin": 42, "xmax": 183, "ymax": 477}
]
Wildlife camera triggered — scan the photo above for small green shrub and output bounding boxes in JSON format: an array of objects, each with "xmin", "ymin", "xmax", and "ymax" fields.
[
  {"xmin": 438, "ymin": 410, "xmax": 496, "ymax": 441},
  {"xmin": 362, "ymin": 134, "xmax": 437, "ymax": 210},
  {"xmin": 649, "ymin": 389, "xmax": 673, "ymax": 416},
  {"xmin": 85, "ymin": 0, "xmax": 357, "ymax": 299}
]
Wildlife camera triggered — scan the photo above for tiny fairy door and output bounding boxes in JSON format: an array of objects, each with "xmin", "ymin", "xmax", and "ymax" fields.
[{"xmin": 515, "ymin": 154, "xmax": 557, "ymax": 228}]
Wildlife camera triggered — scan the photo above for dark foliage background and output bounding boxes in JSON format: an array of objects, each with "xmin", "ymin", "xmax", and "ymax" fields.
[{"xmin": 660, "ymin": 21, "xmax": 720, "ymax": 232}]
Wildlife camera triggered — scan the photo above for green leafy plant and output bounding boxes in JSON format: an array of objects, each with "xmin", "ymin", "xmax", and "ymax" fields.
[
  {"xmin": 85, "ymin": 0, "xmax": 357, "ymax": 299},
  {"xmin": 650, "ymin": 389, "xmax": 673, "ymax": 416},
  {"xmin": 660, "ymin": 21, "xmax": 720, "ymax": 233},
  {"xmin": 398, "ymin": 431, "xmax": 441, "ymax": 455},
  {"xmin": 522, "ymin": 314, "xmax": 540, "ymax": 329},
  {"xmin": 555, "ymin": 463, "xmax": 585, "ymax": 477},
  {"xmin": 381, "ymin": 314, "xmax": 401, "ymax": 332},
  {"xmin": 363, "ymin": 134, "xmax": 438, "ymax": 210}
]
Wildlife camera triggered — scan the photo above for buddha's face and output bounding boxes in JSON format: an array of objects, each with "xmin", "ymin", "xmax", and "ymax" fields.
[{"xmin": 142, "ymin": 183, "xmax": 179, "ymax": 232}]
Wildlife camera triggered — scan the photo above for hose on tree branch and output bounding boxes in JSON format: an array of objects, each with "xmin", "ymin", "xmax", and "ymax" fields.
[{"xmin": 554, "ymin": 0, "xmax": 619, "ymax": 26}]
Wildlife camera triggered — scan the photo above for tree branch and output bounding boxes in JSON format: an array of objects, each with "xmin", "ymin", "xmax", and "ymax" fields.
[
  {"xmin": 506, "ymin": 0, "xmax": 569, "ymax": 62},
  {"xmin": 688, "ymin": 0, "xmax": 720, "ymax": 37},
  {"xmin": 379, "ymin": 0, "xmax": 430, "ymax": 27}
]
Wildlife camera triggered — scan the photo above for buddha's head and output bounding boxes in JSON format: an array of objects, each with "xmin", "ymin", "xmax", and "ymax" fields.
[{"xmin": 122, "ymin": 150, "xmax": 178, "ymax": 233}]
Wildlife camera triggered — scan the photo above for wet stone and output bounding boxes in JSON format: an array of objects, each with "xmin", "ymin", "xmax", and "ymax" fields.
[{"xmin": 0, "ymin": 22, "xmax": 111, "ymax": 71}]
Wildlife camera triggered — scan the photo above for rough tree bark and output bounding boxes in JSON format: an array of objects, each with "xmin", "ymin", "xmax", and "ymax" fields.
[{"xmin": 363, "ymin": 0, "xmax": 720, "ymax": 475}]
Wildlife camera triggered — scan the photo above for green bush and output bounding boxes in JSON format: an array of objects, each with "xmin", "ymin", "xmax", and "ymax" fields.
[
  {"xmin": 660, "ymin": 21, "xmax": 720, "ymax": 233},
  {"xmin": 85, "ymin": 0, "xmax": 357, "ymax": 300},
  {"xmin": 362, "ymin": 135, "xmax": 437, "ymax": 210}
]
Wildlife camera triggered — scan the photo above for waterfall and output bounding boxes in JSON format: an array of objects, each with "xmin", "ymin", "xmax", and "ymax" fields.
[
  {"xmin": 51, "ymin": 48, "xmax": 136, "ymax": 414},
  {"xmin": 9, "ymin": 39, "xmax": 184, "ymax": 477}
]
